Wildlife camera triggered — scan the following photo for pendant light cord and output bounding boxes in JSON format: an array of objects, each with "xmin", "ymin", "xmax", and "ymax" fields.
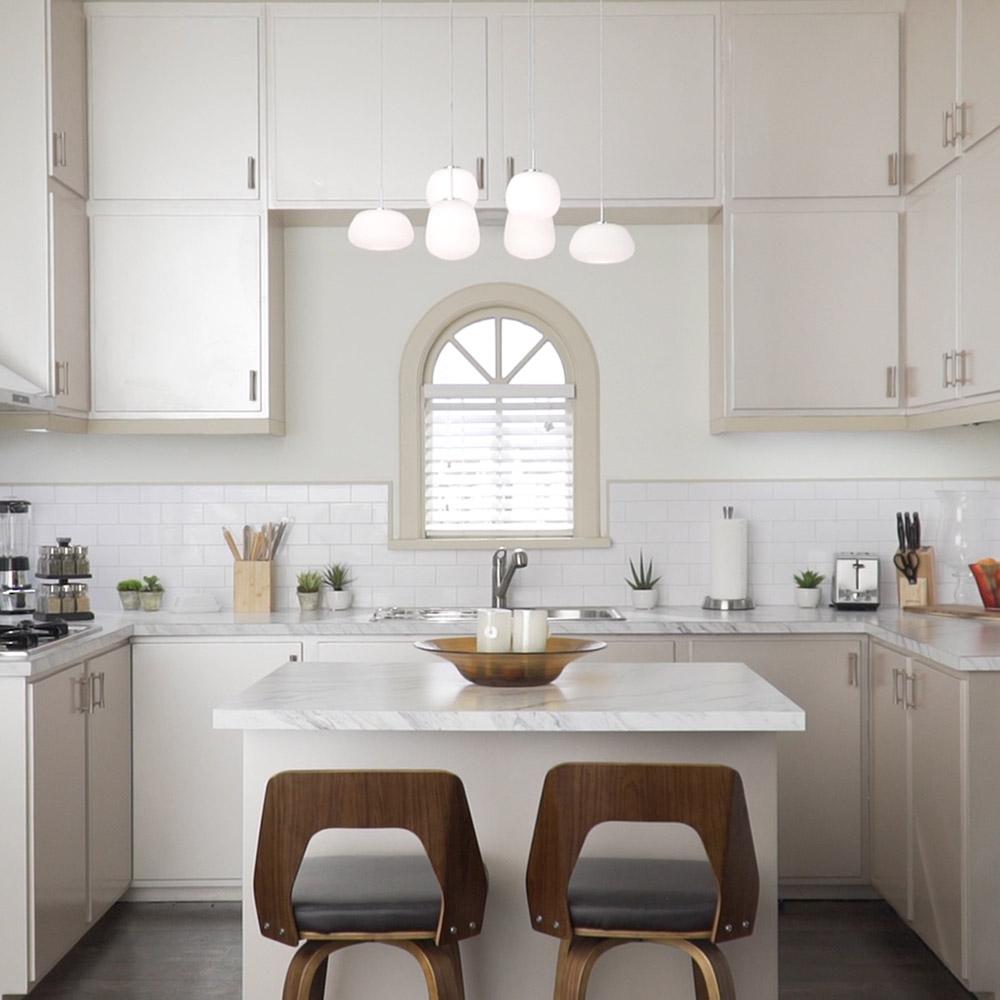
[
  {"xmin": 598, "ymin": 0, "xmax": 605, "ymax": 222},
  {"xmin": 448, "ymin": 0, "xmax": 455, "ymax": 199},
  {"xmin": 377, "ymin": 0, "xmax": 385, "ymax": 207},
  {"xmin": 529, "ymin": 0, "xmax": 536, "ymax": 170}
]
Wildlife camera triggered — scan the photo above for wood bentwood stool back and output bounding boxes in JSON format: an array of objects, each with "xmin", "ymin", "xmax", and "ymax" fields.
[
  {"xmin": 526, "ymin": 763, "xmax": 759, "ymax": 1000},
  {"xmin": 254, "ymin": 770, "xmax": 488, "ymax": 1000}
]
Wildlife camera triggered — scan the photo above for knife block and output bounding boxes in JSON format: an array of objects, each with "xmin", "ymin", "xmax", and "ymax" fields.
[
  {"xmin": 234, "ymin": 561, "xmax": 275, "ymax": 613},
  {"xmin": 897, "ymin": 547, "xmax": 935, "ymax": 608}
]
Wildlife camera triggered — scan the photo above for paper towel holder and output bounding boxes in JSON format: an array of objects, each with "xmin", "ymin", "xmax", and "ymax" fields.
[{"xmin": 702, "ymin": 596, "xmax": 755, "ymax": 611}]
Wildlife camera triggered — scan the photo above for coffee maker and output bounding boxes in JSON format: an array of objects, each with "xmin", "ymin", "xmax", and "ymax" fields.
[{"xmin": 0, "ymin": 500, "xmax": 35, "ymax": 615}]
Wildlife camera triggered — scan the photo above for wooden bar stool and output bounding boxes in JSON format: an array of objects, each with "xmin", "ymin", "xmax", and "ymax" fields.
[
  {"xmin": 253, "ymin": 770, "xmax": 488, "ymax": 1000},
  {"xmin": 525, "ymin": 763, "xmax": 759, "ymax": 1000}
]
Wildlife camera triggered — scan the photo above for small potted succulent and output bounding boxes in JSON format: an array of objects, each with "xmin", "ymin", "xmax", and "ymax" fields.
[
  {"xmin": 626, "ymin": 551, "xmax": 661, "ymax": 610},
  {"xmin": 117, "ymin": 578, "xmax": 142, "ymax": 611},
  {"xmin": 139, "ymin": 575, "xmax": 164, "ymax": 612},
  {"xmin": 296, "ymin": 570, "xmax": 323, "ymax": 612},
  {"xmin": 794, "ymin": 569, "xmax": 825, "ymax": 609},
  {"xmin": 323, "ymin": 562, "xmax": 354, "ymax": 611}
]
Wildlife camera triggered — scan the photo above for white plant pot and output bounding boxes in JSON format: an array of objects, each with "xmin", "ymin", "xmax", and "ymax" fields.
[
  {"xmin": 796, "ymin": 588, "xmax": 822, "ymax": 609},
  {"xmin": 630, "ymin": 588, "xmax": 658, "ymax": 610},
  {"xmin": 329, "ymin": 590, "xmax": 352, "ymax": 611},
  {"xmin": 297, "ymin": 591, "xmax": 321, "ymax": 612}
]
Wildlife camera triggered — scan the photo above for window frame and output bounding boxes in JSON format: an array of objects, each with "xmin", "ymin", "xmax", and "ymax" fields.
[{"xmin": 396, "ymin": 283, "xmax": 605, "ymax": 549}]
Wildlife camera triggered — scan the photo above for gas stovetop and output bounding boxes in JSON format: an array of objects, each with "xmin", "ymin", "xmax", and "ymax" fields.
[{"xmin": 0, "ymin": 619, "xmax": 102, "ymax": 660}]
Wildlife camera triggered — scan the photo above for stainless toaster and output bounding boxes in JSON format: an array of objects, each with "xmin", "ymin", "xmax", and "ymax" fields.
[{"xmin": 832, "ymin": 553, "xmax": 880, "ymax": 610}]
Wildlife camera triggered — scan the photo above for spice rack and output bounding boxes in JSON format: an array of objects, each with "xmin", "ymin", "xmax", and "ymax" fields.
[{"xmin": 34, "ymin": 537, "xmax": 94, "ymax": 621}]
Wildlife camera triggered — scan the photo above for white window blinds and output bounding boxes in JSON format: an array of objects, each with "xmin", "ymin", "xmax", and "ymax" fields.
[{"xmin": 423, "ymin": 316, "xmax": 575, "ymax": 537}]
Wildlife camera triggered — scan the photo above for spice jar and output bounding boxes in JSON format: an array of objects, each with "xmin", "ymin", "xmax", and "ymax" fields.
[
  {"xmin": 71, "ymin": 584, "xmax": 91, "ymax": 614},
  {"xmin": 73, "ymin": 545, "xmax": 90, "ymax": 575},
  {"xmin": 37, "ymin": 546, "xmax": 52, "ymax": 577}
]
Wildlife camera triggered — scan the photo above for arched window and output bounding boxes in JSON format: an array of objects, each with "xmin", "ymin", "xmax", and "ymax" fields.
[{"xmin": 398, "ymin": 284, "xmax": 601, "ymax": 545}]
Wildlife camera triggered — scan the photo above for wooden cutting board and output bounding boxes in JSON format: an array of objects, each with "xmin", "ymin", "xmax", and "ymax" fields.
[{"xmin": 903, "ymin": 604, "xmax": 1000, "ymax": 622}]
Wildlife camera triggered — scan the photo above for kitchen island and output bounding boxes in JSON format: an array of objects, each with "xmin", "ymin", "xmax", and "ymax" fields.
[{"xmin": 215, "ymin": 658, "xmax": 804, "ymax": 1000}]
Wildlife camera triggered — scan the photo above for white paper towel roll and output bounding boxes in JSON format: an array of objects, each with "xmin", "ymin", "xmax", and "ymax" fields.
[{"xmin": 709, "ymin": 518, "xmax": 748, "ymax": 600}]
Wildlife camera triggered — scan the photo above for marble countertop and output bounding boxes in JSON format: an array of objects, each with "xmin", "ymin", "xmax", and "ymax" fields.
[
  {"xmin": 6, "ymin": 604, "xmax": 1000, "ymax": 678},
  {"xmin": 212, "ymin": 660, "xmax": 806, "ymax": 733}
]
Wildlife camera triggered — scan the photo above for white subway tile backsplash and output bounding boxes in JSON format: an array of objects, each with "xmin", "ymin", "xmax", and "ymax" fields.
[
  {"xmin": 308, "ymin": 484, "xmax": 352, "ymax": 502},
  {"xmin": 267, "ymin": 485, "xmax": 309, "ymax": 502}
]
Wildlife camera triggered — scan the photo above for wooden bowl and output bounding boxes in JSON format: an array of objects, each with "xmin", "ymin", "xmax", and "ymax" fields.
[{"xmin": 414, "ymin": 636, "xmax": 607, "ymax": 687}]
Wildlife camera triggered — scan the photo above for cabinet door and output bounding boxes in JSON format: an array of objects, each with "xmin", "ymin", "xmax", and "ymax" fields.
[
  {"xmin": 91, "ymin": 214, "xmax": 261, "ymax": 415},
  {"xmin": 132, "ymin": 641, "xmax": 301, "ymax": 884},
  {"xmin": 904, "ymin": 0, "xmax": 959, "ymax": 192},
  {"xmin": 49, "ymin": 0, "xmax": 87, "ymax": 197},
  {"xmin": 730, "ymin": 211, "xmax": 900, "ymax": 411},
  {"xmin": 909, "ymin": 660, "xmax": 965, "ymax": 976},
  {"xmin": 959, "ymin": 138, "xmax": 1000, "ymax": 399},
  {"xmin": 689, "ymin": 638, "xmax": 865, "ymax": 880},
  {"xmin": 731, "ymin": 12, "xmax": 900, "ymax": 197},
  {"xmin": 870, "ymin": 642, "xmax": 909, "ymax": 916},
  {"xmin": 87, "ymin": 646, "xmax": 131, "ymax": 924},
  {"xmin": 49, "ymin": 182, "xmax": 89, "ymax": 413},
  {"xmin": 904, "ymin": 170, "xmax": 958, "ymax": 407},
  {"xmin": 90, "ymin": 13, "xmax": 259, "ymax": 200},
  {"xmin": 30, "ymin": 664, "xmax": 88, "ymax": 982},
  {"xmin": 960, "ymin": 0, "xmax": 1000, "ymax": 151},
  {"xmin": 501, "ymin": 13, "xmax": 716, "ymax": 202},
  {"xmin": 271, "ymin": 13, "xmax": 487, "ymax": 204}
]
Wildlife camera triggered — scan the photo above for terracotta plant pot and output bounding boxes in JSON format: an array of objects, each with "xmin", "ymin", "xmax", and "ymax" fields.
[
  {"xmin": 630, "ymin": 588, "xmax": 658, "ymax": 610},
  {"xmin": 297, "ymin": 591, "xmax": 320, "ymax": 612},
  {"xmin": 139, "ymin": 591, "xmax": 164, "ymax": 612},
  {"xmin": 795, "ymin": 588, "xmax": 822, "ymax": 609},
  {"xmin": 118, "ymin": 591, "xmax": 141, "ymax": 611},
  {"xmin": 329, "ymin": 589, "xmax": 352, "ymax": 611}
]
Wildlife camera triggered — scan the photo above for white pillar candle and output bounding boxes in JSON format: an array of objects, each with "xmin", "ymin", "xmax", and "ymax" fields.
[
  {"xmin": 709, "ymin": 518, "xmax": 749, "ymax": 600},
  {"xmin": 511, "ymin": 608, "xmax": 549, "ymax": 653},
  {"xmin": 476, "ymin": 608, "xmax": 513, "ymax": 653}
]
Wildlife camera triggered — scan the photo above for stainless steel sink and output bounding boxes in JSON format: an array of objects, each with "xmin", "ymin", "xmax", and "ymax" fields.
[{"xmin": 371, "ymin": 606, "xmax": 624, "ymax": 623}]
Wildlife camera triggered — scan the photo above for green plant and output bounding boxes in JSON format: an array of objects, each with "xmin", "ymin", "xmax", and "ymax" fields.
[
  {"xmin": 297, "ymin": 570, "xmax": 323, "ymax": 594},
  {"xmin": 626, "ymin": 551, "xmax": 661, "ymax": 591},
  {"xmin": 117, "ymin": 578, "xmax": 142, "ymax": 592},
  {"xmin": 794, "ymin": 569, "xmax": 826, "ymax": 589},
  {"xmin": 323, "ymin": 563, "xmax": 353, "ymax": 592},
  {"xmin": 141, "ymin": 575, "xmax": 164, "ymax": 593}
]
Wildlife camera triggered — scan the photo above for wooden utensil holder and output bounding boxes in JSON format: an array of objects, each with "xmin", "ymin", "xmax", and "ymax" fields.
[
  {"xmin": 897, "ymin": 546, "xmax": 935, "ymax": 608},
  {"xmin": 234, "ymin": 561, "xmax": 275, "ymax": 613}
]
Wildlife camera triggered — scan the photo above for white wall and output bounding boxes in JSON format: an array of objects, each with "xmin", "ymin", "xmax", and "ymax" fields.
[{"xmin": 2, "ymin": 222, "xmax": 999, "ymax": 484}]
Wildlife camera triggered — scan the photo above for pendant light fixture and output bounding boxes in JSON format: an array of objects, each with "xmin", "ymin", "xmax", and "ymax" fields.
[
  {"xmin": 425, "ymin": 0, "xmax": 480, "ymax": 260},
  {"xmin": 569, "ymin": 0, "xmax": 634, "ymax": 264},
  {"xmin": 348, "ymin": 0, "xmax": 414, "ymax": 251},
  {"xmin": 504, "ymin": 0, "xmax": 561, "ymax": 258}
]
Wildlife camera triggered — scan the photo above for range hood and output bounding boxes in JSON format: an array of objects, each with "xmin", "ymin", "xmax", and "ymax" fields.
[{"xmin": 0, "ymin": 363, "xmax": 55, "ymax": 413}]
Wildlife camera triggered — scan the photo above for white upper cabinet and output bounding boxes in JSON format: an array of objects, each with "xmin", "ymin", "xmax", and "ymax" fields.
[
  {"xmin": 904, "ymin": 0, "xmax": 958, "ymax": 192},
  {"xmin": 729, "ymin": 210, "xmax": 900, "ymax": 411},
  {"xmin": 960, "ymin": 0, "xmax": 1000, "ymax": 151},
  {"xmin": 89, "ymin": 11, "xmax": 260, "ymax": 200},
  {"xmin": 91, "ymin": 213, "xmax": 262, "ymax": 415},
  {"xmin": 501, "ymin": 11, "xmax": 717, "ymax": 202},
  {"xmin": 50, "ymin": 183, "xmax": 90, "ymax": 413},
  {"xmin": 730, "ymin": 12, "xmax": 900, "ymax": 198},
  {"xmin": 269, "ymin": 11, "xmax": 487, "ymax": 205},
  {"xmin": 49, "ymin": 0, "xmax": 88, "ymax": 197},
  {"xmin": 904, "ymin": 169, "xmax": 958, "ymax": 408}
]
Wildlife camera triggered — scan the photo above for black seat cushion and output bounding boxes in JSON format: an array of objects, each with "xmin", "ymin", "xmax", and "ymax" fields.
[
  {"xmin": 567, "ymin": 857, "xmax": 719, "ymax": 933},
  {"xmin": 291, "ymin": 855, "xmax": 442, "ymax": 935}
]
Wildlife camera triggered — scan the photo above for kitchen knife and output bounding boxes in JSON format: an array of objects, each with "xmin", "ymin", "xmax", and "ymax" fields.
[
  {"xmin": 896, "ymin": 512, "xmax": 906, "ymax": 551},
  {"xmin": 912, "ymin": 511, "xmax": 922, "ymax": 550}
]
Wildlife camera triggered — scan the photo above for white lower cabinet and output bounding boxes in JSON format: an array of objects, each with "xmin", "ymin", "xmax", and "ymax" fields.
[
  {"xmin": 684, "ymin": 637, "xmax": 866, "ymax": 882},
  {"xmin": 29, "ymin": 644, "xmax": 131, "ymax": 985},
  {"xmin": 584, "ymin": 639, "xmax": 675, "ymax": 663},
  {"xmin": 132, "ymin": 640, "xmax": 301, "ymax": 889},
  {"xmin": 313, "ymin": 640, "xmax": 438, "ymax": 664}
]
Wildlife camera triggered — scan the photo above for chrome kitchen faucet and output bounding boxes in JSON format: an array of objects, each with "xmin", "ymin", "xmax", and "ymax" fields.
[{"xmin": 491, "ymin": 547, "xmax": 528, "ymax": 608}]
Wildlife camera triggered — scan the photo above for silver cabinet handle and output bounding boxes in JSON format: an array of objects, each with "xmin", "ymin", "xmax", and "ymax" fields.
[
  {"xmin": 63, "ymin": 361, "xmax": 69, "ymax": 396},
  {"xmin": 891, "ymin": 667, "xmax": 903, "ymax": 706},
  {"xmin": 956, "ymin": 102, "xmax": 969, "ymax": 140},
  {"xmin": 506, "ymin": 156, "xmax": 515, "ymax": 183},
  {"xmin": 943, "ymin": 107, "xmax": 957, "ymax": 147},
  {"xmin": 73, "ymin": 675, "xmax": 91, "ymax": 714},
  {"xmin": 848, "ymin": 651, "xmax": 859, "ymax": 687},
  {"xmin": 247, "ymin": 155, "xmax": 257, "ymax": 190},
  {"xmin": 957, "ymin": 349, "xmax": 969, "ymax": 386},
  {"xmin": 53, "ymin": 130, "xmax": 67, "ymax": 168},
  {"xmin": 90, "ymin": 671, "xmax": 106, "ymax": 710},
  {"xmin": 888, "ymin": 152, "xmax": 898, "ymax": 187},
  {"xmin": 60, "ymin": 131, "xmax": 67, "ymax": 167},
  {"xmin": 289, "ymin": 654, "xmax": 299, "ymax": 662},
  {"xmin": 942, "ymin": 351, "xmax": 956, "ymax": 388},
  {"xmin": 54, "ymin": 361, "xmax": 64, "ymax": 396},
  {"xmin": 904, "ymin": 672, "xmax": 916, "ymax": 710},
  {"xmin": 249, "ymin": 369, "xmax": 259, "ymax": 402},
  {"xmin": 475, "ymin": 156, "xmax": 485, "ymax": 191},
  {"xmin": 885, "ymin": 365, "xmax": 897, "ymax": 399}
]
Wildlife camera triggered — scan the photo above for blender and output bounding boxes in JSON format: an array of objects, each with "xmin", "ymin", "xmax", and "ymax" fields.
[{"xmin": 0, "ymin": 500, "xmax": 35, "ymax": 615}]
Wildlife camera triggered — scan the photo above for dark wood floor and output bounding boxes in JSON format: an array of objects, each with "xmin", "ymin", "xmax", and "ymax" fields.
[{"xmin": 28, "ymin": 900, "xmax": 973, "ymax": 999}]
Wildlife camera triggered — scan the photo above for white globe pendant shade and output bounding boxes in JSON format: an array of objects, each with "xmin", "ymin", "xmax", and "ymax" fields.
[
  {"xmin": 425, "ymin": 166, "xmax": 480, "ymax": 207},
  {"xmin": 503, "ymin": 213, "xmax": 556, "ymax": 260},
  {"xmin": 505, "ymin": 169, "xmax": 561, "ymax": 218},
  {"xmin": 425, "ymin": 198, "xmax": 480, "ymax": 260},
  {"xmin": 569, "ymin": 220, "xmax": 635, "ymax": 264},
  {"xmin": 347, "ymin": 207, "xmax": 414, "ymax": 251}
]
